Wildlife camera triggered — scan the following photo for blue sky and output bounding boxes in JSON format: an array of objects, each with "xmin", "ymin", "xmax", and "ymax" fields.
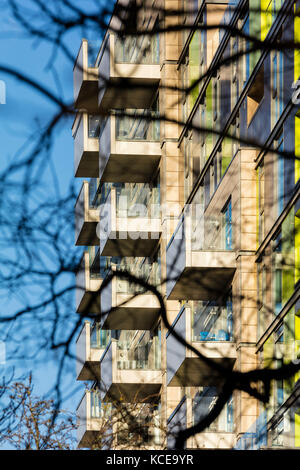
[{"xmin": 0, "ymin": 0, "xmax": 112, "ymax": 435}]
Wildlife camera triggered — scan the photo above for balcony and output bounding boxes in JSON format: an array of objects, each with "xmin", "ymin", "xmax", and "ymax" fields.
[
  {"xmin": 74, "ymin": 39, "xmax": 100, "ymax": 111},
  {"xmin": 100, "ymin": 332, "xmax": 162, "ymax": 402},
  {"xmin": 73, "ymin": 113, "xmax": 102, "ymax": 177},
  {"xmin": 190, "ymin": 388, "xmax": 235, "ymax": 448},
  {"xmin": 98, "ymin": 33, "xmax": 160, "ymax": 111},
  {"xmin": 77, "ymin": 389, "xmax": 112, "ymax": 449},
  {"xmin": 167, "ymin": 391, "xmax": 235, "ymax": 449},
  {"xmin": 115, "ymin": 402, "xmax": 162, "ymax": 449},
  {"xmin": 75, "ymin": 180, "xmax": 99, "ymax": 246},
  {"xmin": 76, "ymin": 321, "xmax": 110, "ymax": 380},
  {"xmin": 166, "ymin": 304, "xmax": 236, "ymax": 387},
  {"xmin": 100, "ymin": 257, "xmax": 161, "ymax": 330},
  {"xmin": 76, "ymin": 250, "xmax": 102, "ymax": 314},
  {"xmin": 99, "ymin": 111, "xmax": 161, "ymax": 183},
  {"xmin": 167, "ymin": 397, "xmax": 187, "ymax": 449},
  {"xmin": 166, "ymin": 213, "xmax": 236, "ymax": 301},
  {"xmin": 99, "ymin": 183, "xmax": 161, "ymax": 256}
]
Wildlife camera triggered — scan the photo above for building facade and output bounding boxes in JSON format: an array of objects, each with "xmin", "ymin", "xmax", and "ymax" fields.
[{"xmin": 74, "ymin": 0, "xmax": 300, "ymax": 449}]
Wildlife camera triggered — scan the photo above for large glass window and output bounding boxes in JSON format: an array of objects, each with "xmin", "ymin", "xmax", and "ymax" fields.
[
  {"xmin": 274, "ymin": 133, "xmax": 284, "ymax": 217},
  {"xmin": 271, "ymin": 49, "xmax": 284, "ymax": 129},
  {"xmin": 88, "ymin": 115, "xmax": 102, "ymax": 138},
  {"xmin": 272, "ymin": 230, "xmax": 283, "ymax": 315},
  {"xmin": 258, "ymin": 162, "xmax": 265, "ymax": 245},
  {"xmin": 223, "ymin": 198, "xmax": 232, "ymax": 250},
  {"xmin": 258, "ymin": 261, "xmax": 267, "ymax": 339}
]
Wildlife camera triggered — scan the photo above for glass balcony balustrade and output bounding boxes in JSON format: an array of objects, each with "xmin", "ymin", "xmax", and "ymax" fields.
[
  {"xmin": 90, "ymin": 323, "xmax": 111, "ymax": 350},
  {"xmin": 100, "ymin": 182, "xmax": 160, "ymax": 219},
  {"xmin": 104, "ymin": 256, "xmax": 161, "ymax": 295},
  {"xmin": 192, "ymin": 297, "xmax": 234, "ymax": 342},
  {"xmin": 88, "ymin": 246, "xmax": 101, "ymax": 279},
  {"xmin": 115, "ymin": 109, "xmax": 160, "ymax": 142},
  {"xmin": 190, "ymin": 212, "xmax": 234, "ymax": 252},
  {"xmin": 116, "ymin": 403, "xmax": 162, "ymax": 447},
  {"xmin": 193, "ymin": 387, "xmax": 234, "ymax": 433},
  {"xmin": 90, "ymin": 389, "xmax": 112, "ymax": 419},
  {"xmin": 114, "ymin": 33, "xmax": 159, "ymax": 65},
  {"xmin": 88, "ymin": 177, "xmax": 101, "ymax": 208},
  {"xmin": 115, "ymin": 329, "xmax": 161, "ymax": 371},
  {"xmin": 88, "ymin": 40, "xmax": 102, "ymax": 68}
]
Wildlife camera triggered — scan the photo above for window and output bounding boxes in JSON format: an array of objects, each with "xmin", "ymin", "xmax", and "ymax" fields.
[
  {"xmin": 274, "ymin": 133, "xmax": 284, "ymax": 217},
  {"xmin": 200, "ymin": 99, "xmax": 206, "ymax": 164},
  {"xmin": 241, "ymin": 14, "xmax": 250, "ymax": 86},
  {"xmin": 231, "ymin": 36, "xmax": 239, "ymax": 108},
  {"xmin": 258, "ymin": 261, "xmax": 267, "ymax": 338},
  {"xmin": 184, "ymin": 132, "xmax": 192, "ymax": 202},
  {"xmin": 88, "ymin": 114, "xmax": 101, "ymax": 138},
  {"xmin": 271, "ymin": 418, "xmax": 284, "ymax": 446},
  {"xmin": 222, "ymin": 199, "xmax": 233, "ymax": 250},
  {"xmin": 258, "ymin": 162, "xmax": 265, "ymax": 245},
  {"xmin": 272, "ymin": 231, "xmax": 283, "ymax": 315},
  {"xmin": 274, "ymin": 322, "xmax": 284, "ymax": 343},
  {"xmin": 213, "ymin": 77, "xmax": 219, "ymax": 122},
  {"xmin": 271, "ymin": 48, "xmax": 284, "ymax": 128}
]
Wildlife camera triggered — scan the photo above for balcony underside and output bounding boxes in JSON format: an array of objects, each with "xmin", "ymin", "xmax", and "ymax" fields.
[
  {"xmin": 76, "ymin": 221, "xmax": 99, "ymax": 246},
  {"xmin": 78, "ymin": 428, "xmax": 108, "ymax": 449},
  {"xmin": 100, "ymin": 152, "xmax": 161, "ymax": 183},
  {"xmin": 167, "ymin": 356, "xmax": 236, "ymax": 387},
  {"xmin": 101, "ymin": 303, "xmax": 160, "ymax": 330},
  {"xmin": 75, "ymin": 150, "xmax": 99, "ymax": 178},
  {"xmin": 168, "ymin": 266, "xmax": 236, "ymax": 301},
  {"xmin": 99, "ymin": 77, "xmax": 160, "ymax": 111},
  {"xmin": 76, "ymin": 290, "xmax": 100, "ymax": 314},
  {"xmin": 101, "ymin": 233, "xmax": 160, "ymax": 257},
  {"xmin": 102, "ymin": 382, "xmax": 162, "ymax": 403},
  {"xmin": 75, "ymin": 81, "xmax": 99, "ymax": 112},
  {"xmin": 77, "ymin": 361, "xmax": 101, "ymax": 381}
]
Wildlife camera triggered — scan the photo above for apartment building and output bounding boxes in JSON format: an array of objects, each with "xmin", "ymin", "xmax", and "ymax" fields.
[{"xmin": 73, "ymin": 0, "xmax": 300, "ymax": 449}]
